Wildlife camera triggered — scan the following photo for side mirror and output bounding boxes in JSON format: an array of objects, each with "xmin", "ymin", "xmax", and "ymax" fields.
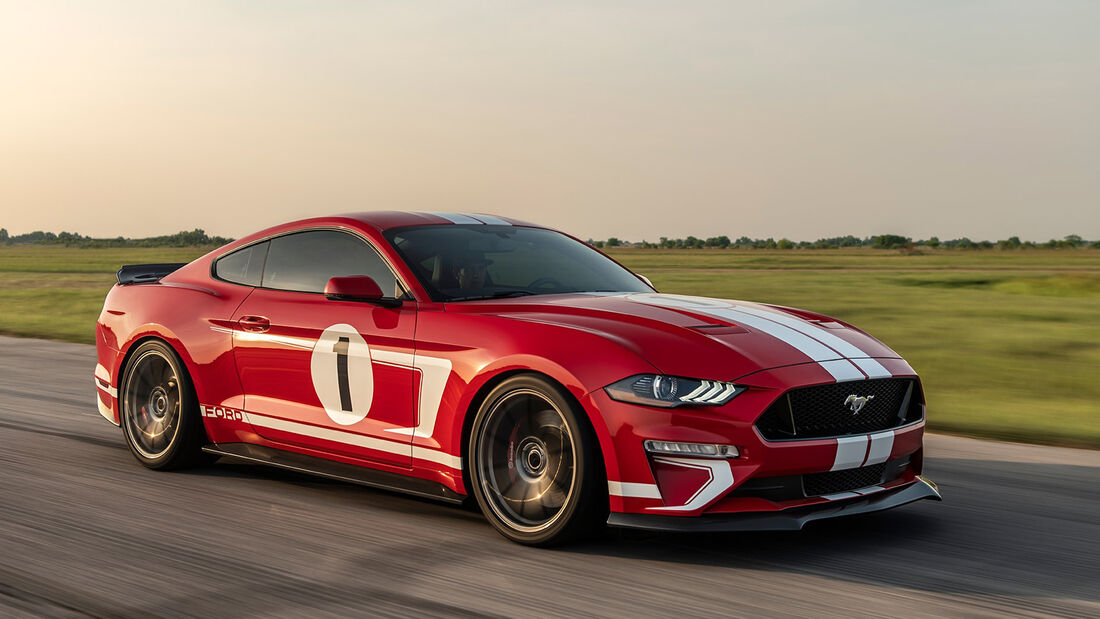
[{"xmin": 324, "ymin": 276, "xmax": 401, "ymax": 308}]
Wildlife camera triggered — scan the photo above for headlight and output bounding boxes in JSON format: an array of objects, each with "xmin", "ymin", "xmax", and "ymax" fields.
[{"xmin": 604, "ymin": 374, "xmax": 745, "ymax": 408}]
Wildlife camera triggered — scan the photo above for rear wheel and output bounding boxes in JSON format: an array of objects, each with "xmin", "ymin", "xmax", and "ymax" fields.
[
  {"xmin": 469, "ymin": 375, "xmax": 606, "ymax": 546},
  {"xmin": 119, "ymin": 340, "xmax": 207, "ymax": 470}
]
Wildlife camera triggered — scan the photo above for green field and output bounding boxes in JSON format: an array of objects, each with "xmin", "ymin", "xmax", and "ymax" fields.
[
  {"xmin": 2, "ymin": 245, "xmax": 1098, "ymax": 447},
  {"xmin": 0, "ymin": 247, "xmax": 216, "ymax": 343}
]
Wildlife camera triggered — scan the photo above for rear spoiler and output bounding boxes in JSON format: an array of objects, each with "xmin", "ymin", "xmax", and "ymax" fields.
[{"xmin": 116, "ymin": 263, "xmax": 188, "ymax": 285}]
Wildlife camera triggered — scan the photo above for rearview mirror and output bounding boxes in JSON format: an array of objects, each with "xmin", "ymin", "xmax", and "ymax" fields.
[{"xmin": 324, "ymin": 276, "xmax": 401, "ymax": 308}]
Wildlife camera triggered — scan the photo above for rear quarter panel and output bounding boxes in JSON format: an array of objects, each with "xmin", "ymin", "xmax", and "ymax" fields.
[{"xmin": 96, "ymin": 260, "xmax": 255, "ymax": 440}]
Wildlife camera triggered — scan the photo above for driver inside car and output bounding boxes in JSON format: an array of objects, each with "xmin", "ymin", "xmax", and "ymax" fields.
[{"xmin": 455, "ymin": 255, "xmax": 491, "ymax": 290}]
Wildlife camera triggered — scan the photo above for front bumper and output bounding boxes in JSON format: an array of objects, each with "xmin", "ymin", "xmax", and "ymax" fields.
[
  {"xmin": 593, "ymin": 359, "xmax": 930, "ymax": 517},
  {"xmin": 607, "ymin": 476, "xmax": 941, "ymax": 532}
]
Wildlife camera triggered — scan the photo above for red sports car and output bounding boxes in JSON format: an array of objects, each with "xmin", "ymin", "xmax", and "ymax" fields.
[{"xmin": 94, "ymin": 212, "xmax": 940, "ymax": 545}]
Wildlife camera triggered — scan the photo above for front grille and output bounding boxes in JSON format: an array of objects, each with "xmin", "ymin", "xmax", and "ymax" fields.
[
  {"xmin": 803, "ymin": 463, "xmax": 887, "ymax": 496},
  {"xmin": 755, "ymin": 378, "xmax": 923, "ymax": 440}
]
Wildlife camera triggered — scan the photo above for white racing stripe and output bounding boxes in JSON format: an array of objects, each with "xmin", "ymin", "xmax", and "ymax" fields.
[
  {"xmin": 243, "ymin": 411, "xmax": 463, "ymax": 471},
  {"xmin": 851, "ymin": 358, "xmax": 892, "ymax": 379},
  {"xmin": 864, "ymin": 430, "xmax": 895, "ymax": 466},
  {"xmin": 832, "ymin": 435, "xmax": 869, "ymax": 471},
  {"xmin": 713, "ymin": 308, "xmax": 840, "ymax": 362},
  {"xmin": 411, "ymin": 445, "xmax": 464, "ymax": 470},
  {"xmin": 384, "ymin": 353, "xmax": 454, "ymax": 439},
  {"xmin": 426, "ymin": 212, "xmax": 483, "ymax": 225},
  {"xmin": 465, "ymin": 213, "xmax": 511, "ymax": 226},
  {"xmin": 717, "ymin": 307, "xmax": 867, "ymax": 382},
  {"xmin": 623, "ymin": 294, "xmax": 895, "ymax": 383},
  {"xmin": 655, "ymin": 299, "xmax": 865, "ymax": 382},
  {"xmin": 213, "ymin": 326, "xmax": 315, "ymax": 350},
  {"xmin": 819, "ymin": 360, "xmax": 866, "ymax": 382},
  {"xmin": 734, "ymin": 305, "xmax": 892, "ymax": 378},
  {"xmin": 608, "ymin": 481, "xmax": 662, "ymax": 499}
]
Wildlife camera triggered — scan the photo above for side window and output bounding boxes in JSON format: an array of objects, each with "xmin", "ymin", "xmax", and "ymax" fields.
[
  {"xmin": 214, "ymin": 241, "xmax": 269, "ymax": 286},
  {"xmin": 262, "ymin": 230, "xmax": 400, "ymax": 295}
]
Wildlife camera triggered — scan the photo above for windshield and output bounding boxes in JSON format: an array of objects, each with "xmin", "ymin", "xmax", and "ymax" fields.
[{"xmin": 383, "ymin": 225, "xmax": 653, "ymax": 302}]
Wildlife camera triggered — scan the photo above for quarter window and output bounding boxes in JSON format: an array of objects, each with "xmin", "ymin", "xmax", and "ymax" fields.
[
  {"xmin": 261, "ymin": 230, "xmax": 400, "ymax": 295},
  {"xmin": 214, "ymin": 241, "xmax": 269, "ymax": 286}
]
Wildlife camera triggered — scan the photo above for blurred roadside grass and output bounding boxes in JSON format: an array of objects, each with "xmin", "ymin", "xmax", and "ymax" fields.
[
  {"xmin": 1, "ymin": 245, "xmax": 1097, "ymax": 448},
  {"xmin": 0, "ymin": 247, "xmax": 214, "ymax": 343}
]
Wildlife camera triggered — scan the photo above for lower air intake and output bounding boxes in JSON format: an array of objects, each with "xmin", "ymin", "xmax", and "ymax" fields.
[{"xmin": 803, "ymin": 463, "xmax": 887, "ymax": 496}]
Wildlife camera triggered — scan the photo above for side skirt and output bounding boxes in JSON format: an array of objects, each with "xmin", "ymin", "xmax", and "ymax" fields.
[{"xmin": 202, "ymin": 443, "xmax": 466, "ymax": 504}]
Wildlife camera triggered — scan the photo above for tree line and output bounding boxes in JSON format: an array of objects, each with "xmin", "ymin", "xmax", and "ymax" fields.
[
  {"xmin": 587, "ymin": 234, "xmax": 1100, "ymax": 250},
  {"xmin": 0, "ymin": 228, "xmax": 233, "ymax": 248},
  {"xmin": 2, "ymin": 226, "xmax": 1096, "ymax": 251}
]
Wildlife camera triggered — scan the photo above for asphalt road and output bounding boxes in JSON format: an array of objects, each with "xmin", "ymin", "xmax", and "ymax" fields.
[{"xmin": 1, "ymin": 335, "xmax": 1098, "ymax": 618}]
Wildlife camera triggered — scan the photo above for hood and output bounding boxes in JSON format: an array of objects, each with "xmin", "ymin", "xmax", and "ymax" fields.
[{"xmin": 446, "ymin": 292, "xmax": 900, "ymax": 383}]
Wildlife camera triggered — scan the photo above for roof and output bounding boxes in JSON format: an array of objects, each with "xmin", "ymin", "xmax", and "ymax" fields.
[
  {"xmin": 218, "ymin": 211, "xmax": 549, "ymax": 255},
  {"xmin": 335, "ymin": 211, "xmax": 538, "ymax": 231}
]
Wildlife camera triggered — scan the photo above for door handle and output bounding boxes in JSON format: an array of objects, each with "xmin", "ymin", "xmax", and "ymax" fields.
[{"xmin": 237, "ymin": 315, "xmax": 270, "ymax": 333}]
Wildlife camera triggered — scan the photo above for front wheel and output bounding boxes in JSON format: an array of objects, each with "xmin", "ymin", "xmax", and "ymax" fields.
[
  {"xmin": 468, "ymin": 375, "xmax": 606, "ymax": 546},
  {"xmin": 119, "ymin": 340, "xmax": 207, "ymax": 470}
]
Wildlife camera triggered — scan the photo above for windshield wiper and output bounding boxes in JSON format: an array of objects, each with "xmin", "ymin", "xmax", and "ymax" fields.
[{"xmin": 446, "ymin": 290, "xmax": 538, "ymax": 302}]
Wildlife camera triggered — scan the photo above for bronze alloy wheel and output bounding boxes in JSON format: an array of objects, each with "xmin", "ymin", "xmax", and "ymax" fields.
[
  {"xmin": 469, "ymin": 375, "xmax": 606, "ymax": 546},
  {"xmin": 123, "ymin": 349, "xmax": 182, "ymax": 459},
  {"xmin": 477, "ymin": 388, "xmax": 576, "ymax": 532},
  {"xmin": 119, "ymin": 340, "xmax": 207, "ymax": 470}
]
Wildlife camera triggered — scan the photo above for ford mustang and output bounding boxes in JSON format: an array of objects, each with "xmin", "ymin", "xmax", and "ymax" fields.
[{"xmin": 94, "ymin": 212, "xmax": 940, "ymax": 545}]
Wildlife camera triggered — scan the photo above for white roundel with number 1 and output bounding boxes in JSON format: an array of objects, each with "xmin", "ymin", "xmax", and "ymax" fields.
[{"xmin": 310, "ymin": 324, "xmax": 374, "ymax": 425}]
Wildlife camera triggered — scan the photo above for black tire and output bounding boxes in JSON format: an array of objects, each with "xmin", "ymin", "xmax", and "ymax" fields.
[
  {"xmin": 468, "ymin": 374, "xmax": 606, "ymax": 546},
  {"xmin": 119, "ymin": 340, "xmax": 208, "ymax": 470}
]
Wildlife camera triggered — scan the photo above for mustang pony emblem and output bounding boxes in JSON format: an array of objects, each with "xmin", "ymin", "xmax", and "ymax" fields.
[{"xmin": 844, "ymin": 394, "xmax": 875, "ymax": 415}]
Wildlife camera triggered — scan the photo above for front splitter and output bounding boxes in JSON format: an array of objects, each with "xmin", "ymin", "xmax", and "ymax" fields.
[{"xmin": 606, "ymin": 477, "xmax": 941, "ymax": 533}]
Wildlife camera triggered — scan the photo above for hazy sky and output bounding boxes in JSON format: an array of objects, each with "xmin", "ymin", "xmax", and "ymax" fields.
[{"xmin": 1, "ymin": 1, "xmax": 1098, "ymax": 241}]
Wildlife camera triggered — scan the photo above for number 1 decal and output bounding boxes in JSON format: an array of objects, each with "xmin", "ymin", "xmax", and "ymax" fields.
[
  {"xmin": 310, "ymin": 324, "xmax": 374, "ymax": 425},
  {"xmin": 333, "ymin": 337, "xmax": 352, "ymax": 411}
]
